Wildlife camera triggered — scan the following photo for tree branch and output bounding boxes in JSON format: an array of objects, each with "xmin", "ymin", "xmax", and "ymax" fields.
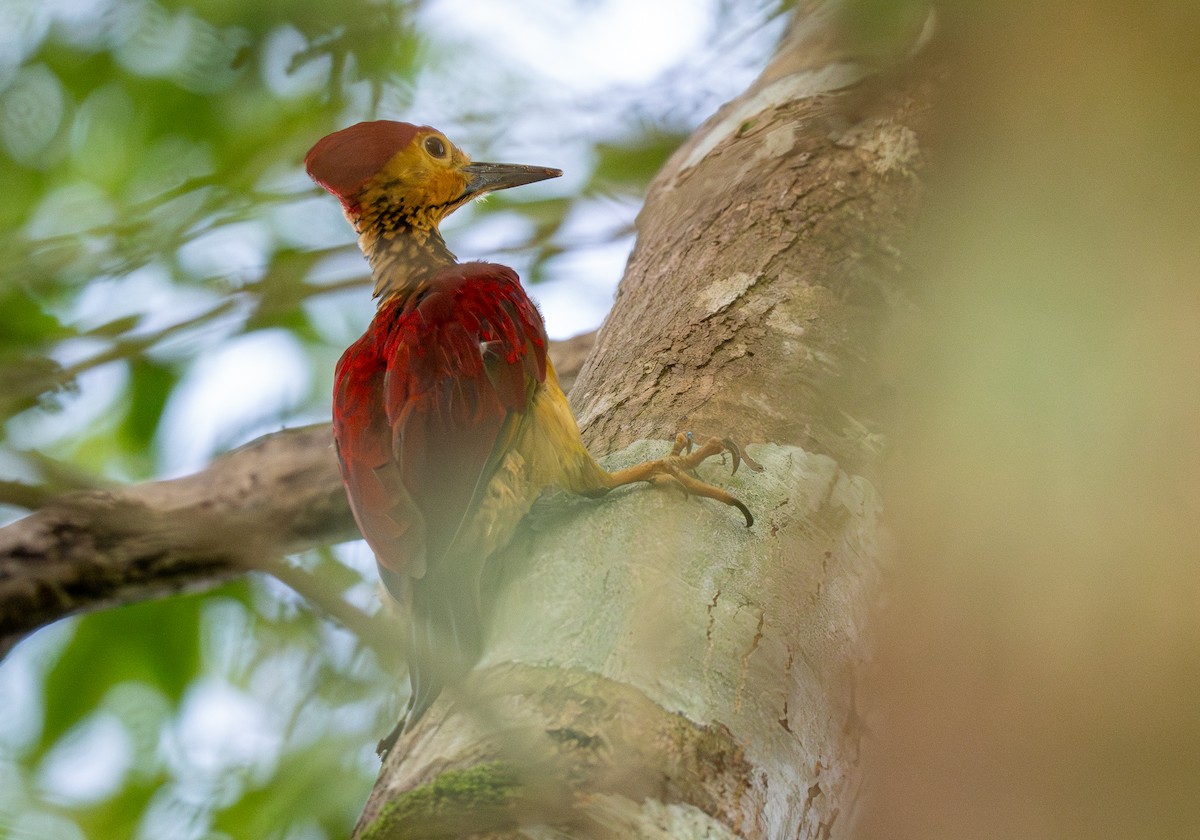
[
  {"xmin": 0, "ymin": 424, "xmax": 354, "ymax": 658},
  {"xmin": 252, "ymin": 554, "xmax": 406, "ymax": 672}
]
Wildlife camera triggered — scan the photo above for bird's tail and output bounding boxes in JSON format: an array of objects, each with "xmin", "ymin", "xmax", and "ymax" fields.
[
  {"xmin": 409, "ymin": 584, "xmax": 483, "ymax": 722},
  {"xmin": 379, "ymin": 583, "xmax": 483, "ymax": 756}
]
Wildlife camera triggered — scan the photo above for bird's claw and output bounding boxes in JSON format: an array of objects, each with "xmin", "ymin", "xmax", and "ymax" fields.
[
  {"xmin": 672, "ymin": 432, "xmax": 762, "ymax": 476},
  {"xmin": 660, "ymin": 432, "xmax": 761, "ymax": 527},
  {"xmin": 722, "ymin": 436, "xmax": 764, "ymax": 475},
  {"xmin": 651, "ymin": 462, "xmax": 753, "ymax": 527},
  {"xmin": 607, "ymin": 433, "xmax": 760, "ymax": 527}
]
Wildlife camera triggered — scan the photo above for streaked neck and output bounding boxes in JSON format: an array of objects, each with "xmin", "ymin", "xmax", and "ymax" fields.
[{"xmin": 353, "ymin": 202, "xmax": 456, "ymax": 300}]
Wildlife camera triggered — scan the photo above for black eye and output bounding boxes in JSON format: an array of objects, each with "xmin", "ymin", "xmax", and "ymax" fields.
[{"xmin": 424, "ymin": 136, "xmax": 447, "ymax": 158}]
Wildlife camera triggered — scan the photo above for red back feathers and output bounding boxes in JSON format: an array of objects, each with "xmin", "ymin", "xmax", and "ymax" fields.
[{"xmin": 305, "ymin": 120, "xmax": 429, "ymax": 206}]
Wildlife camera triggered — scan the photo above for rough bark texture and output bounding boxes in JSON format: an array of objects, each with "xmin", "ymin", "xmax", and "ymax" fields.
[
  {"xmin": 571, "ymin": 15, "xmax": 930, "ymax": 480},
  {"xmin": 354, "ymin": 7, "xmax": 934, "ymax": 839}
]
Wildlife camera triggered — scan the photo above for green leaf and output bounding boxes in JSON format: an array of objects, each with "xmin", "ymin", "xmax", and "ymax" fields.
[
  {"xmin": 592, "ymin": 132, "xmax": 688, "ymax": 191},
  {"xmin": 120, "ymin": 358, "xmax": 177, "ymax": 452},
  {"xmin": 0, "ymin": 285, "xmax": 66, "ymax": 351},
  {"xmin": 85, "ymin": 315, "xmax": 142, "ymax": 339}
]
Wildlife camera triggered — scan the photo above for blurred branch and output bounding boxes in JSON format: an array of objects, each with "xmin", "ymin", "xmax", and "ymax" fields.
[
  {"xmin": 0, "ymin": 424, "xmax": 355, "ymax": 660},
  {"xmin": 0, "ymin": 452, "xmax": 112, "ymax": 510},
  {"xmin": 251, "ymin": 556, "xmax": 406, "ymax": 672},
  {"xmin": 0, "ymin": 481, "xmax": 57, "ymax": 510},
  {"xmin": 0, "ymin": 297, "xmax": 244, "ymax": 419},
  {"xmin": 64, "ymin": 298, "xmax": 242, "ymax": 381},
  {"xmin": 0, "ymin": 337, "xmax": 594, "ymax": 658}
]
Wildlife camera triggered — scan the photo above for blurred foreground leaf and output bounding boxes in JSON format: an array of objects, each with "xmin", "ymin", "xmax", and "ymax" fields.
[{"xmin": 39, "ymin": 594, "xmax": 205, "ymax": 753}]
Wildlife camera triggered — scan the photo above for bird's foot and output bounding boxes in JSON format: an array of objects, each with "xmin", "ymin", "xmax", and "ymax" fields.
[{"xmin": 607, "ymin": 434, "xmax": 762, "ymax": 527}]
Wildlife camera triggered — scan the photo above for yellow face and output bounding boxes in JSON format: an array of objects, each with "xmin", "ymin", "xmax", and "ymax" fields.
[{"xmin": 357, "ymin": 128, "xmax": 474, "ymax": 232}]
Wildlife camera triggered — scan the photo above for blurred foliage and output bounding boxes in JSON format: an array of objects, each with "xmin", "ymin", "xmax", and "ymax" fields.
[{"xmin": 0, "ymin": 0, "xmax": 788, "ymax": 837}]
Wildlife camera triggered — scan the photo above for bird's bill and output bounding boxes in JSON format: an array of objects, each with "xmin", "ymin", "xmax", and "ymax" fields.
[{"xmin": 460, "ymin": 162, "xmax": 562, "ymax": 199}]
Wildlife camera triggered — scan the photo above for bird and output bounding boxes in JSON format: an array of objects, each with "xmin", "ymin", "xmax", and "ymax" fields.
[{"xmin": 305, "ymin": 120, "xmax": 759, "ymax": 755}]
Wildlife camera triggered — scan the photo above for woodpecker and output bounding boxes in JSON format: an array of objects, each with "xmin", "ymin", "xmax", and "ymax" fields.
[{"xmin": 306, "ymin": 121, "xmax": 757, "ymax": 754}]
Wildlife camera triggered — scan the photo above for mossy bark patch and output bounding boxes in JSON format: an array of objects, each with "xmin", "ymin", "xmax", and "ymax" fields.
[{"xmin": 358, "ymin": 761, "xmax": 520, "ymax": 840}]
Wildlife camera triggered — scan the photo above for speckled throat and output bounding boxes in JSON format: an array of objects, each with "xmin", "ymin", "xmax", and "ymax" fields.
[{"xmin": 355, "ymin": 193, "xmax": 457, "ymax": 300}]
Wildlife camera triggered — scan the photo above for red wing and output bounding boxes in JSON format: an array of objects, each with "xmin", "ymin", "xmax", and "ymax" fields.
[{"xmin": 332, "ymin": 263, "xmax": 547, "ymax": 584}]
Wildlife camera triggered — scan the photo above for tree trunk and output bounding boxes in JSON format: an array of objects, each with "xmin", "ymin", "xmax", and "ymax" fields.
[{"xmin": 352, "ymin": 8, "xmax": 934, "ymax": 839}]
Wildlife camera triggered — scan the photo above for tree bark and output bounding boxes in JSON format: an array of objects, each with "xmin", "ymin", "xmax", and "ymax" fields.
[{"xmin": 353, "ymin": 7, "xmax": 934, "ymax": 839}]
